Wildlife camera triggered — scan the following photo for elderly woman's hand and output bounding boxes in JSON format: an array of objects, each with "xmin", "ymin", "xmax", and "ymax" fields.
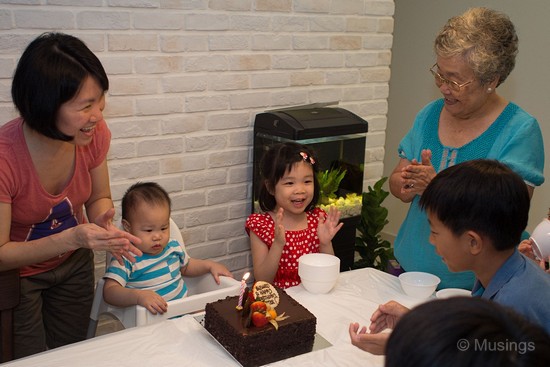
[{"xmin": 401, "ymin": 149, "xmax": 436, "ymax": 194}]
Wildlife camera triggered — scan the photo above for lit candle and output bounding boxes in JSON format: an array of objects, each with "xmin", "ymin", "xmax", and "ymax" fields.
[{"xmin": 236, "ymin": 272, "xmax": 250, "ymax": 310}]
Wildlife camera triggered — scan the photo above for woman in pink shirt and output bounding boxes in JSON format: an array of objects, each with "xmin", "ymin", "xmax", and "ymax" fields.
[{"xmin": 0, "ymin": 32, "xmax": 141, "ymax": 359}]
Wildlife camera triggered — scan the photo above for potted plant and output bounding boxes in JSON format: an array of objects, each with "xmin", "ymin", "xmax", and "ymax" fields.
[
  {"xmin": 317, "ymin": 168, "xmax": 346, "ymax": 206},
  {"xmin": 353, "ymin": 177, "xmax": 396, "ymax": 272}
]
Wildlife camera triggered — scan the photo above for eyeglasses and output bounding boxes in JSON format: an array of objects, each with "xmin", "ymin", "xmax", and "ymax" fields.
[{"xmin": 429, "ymin": 63, "xmax": 474, "ymax": 92}]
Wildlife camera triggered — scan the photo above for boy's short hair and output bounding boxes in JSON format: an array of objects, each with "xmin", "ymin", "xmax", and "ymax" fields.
[
  {"xmin": 419, "ymin": 159, "xmax": 529, "ymax": 251},
  {"xmin": 11, "ymin": 32, "xmax": 109, "ymax": 141},
  {"xmin": 385, "ymin": 297, "xmax": 550, "ymax": 367},
  {"xmin": 122, "ymin": 182, "xmax": 171, "ymax": 221}
]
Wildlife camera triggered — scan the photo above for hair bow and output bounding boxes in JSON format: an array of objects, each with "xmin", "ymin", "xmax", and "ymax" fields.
[{"xmin": 299, "ymin": 152, "xmax": 315, "ymax": 165}]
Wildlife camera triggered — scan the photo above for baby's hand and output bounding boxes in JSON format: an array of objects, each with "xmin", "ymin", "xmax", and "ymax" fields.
[
  {"xmin": 209, "ymin": 261, "xmax": 233, "ymax": 285},
  {"xmin": 137, "ymin": 290, "xmax": 168, "ymax": 315}
]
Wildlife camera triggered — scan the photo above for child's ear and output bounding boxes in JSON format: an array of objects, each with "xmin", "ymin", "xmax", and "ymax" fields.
[
  {"xmin": 265, "ymin": 182, "xmax": 274, "ymax": 195},
  {"xmin": 121, "ymin": 219, "xmax": 131, "ymax": 232},
  {"xmin": 466, "ymin": 231, "xmax": 483, "ymax": 255}
]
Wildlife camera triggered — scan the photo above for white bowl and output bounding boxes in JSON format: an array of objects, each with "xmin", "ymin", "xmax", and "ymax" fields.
[
  {"xmin": 435, "ymin": 288, "xmax": 471, "ymax": 299},
  {"xmin": 530, "ymin": 218, "xmax": 550, "ymax": 259},
  {"xmin": 298, "ymin": 253, "xmax": 340, "ymax": 294},
  {"xmin": 398, "ymin": 271, "xmax": 440, "ymax": 299}
]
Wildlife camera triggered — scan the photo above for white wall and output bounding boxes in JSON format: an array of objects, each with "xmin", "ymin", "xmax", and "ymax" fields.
[
  {"xmin": 384, "ymin": 0, "xmax": 550, "ymax": 240},
  {"xmin": 0, "ymin": 0, "xmax": 395, "ymax": 279}
]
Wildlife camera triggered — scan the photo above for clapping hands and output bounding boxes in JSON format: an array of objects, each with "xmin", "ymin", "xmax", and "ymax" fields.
[
  {"xmin": 317, "ymin": 206, "xmax": 343, "ymax": 245},
  {"xmin": 401, "ymin": 149, "xmax": 436, "ymax": 193}
]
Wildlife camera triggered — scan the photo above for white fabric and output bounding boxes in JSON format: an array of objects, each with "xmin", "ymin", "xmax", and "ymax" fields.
[{"xmin": 4, "ymin": 268, "xmax": 429, "ymax": 367}]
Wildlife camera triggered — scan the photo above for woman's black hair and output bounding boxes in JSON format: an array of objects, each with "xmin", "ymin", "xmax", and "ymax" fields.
[
  {"xmin": 257, "ymin": 142, "xmax": 320, "ymax": 212},
  {"xmin": 11, "ymin": 32, "xmax": 109, "ymax": 141}
]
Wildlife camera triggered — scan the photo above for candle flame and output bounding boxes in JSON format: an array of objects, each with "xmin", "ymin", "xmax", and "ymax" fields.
[{"xmin": 243, "ymin": 272, "xmax": 250, "ymax": 281}]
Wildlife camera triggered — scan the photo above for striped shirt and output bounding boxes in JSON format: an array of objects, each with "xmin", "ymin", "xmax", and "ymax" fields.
[{"xmin": 104, "ymin": 239, "xmax": 190, "ymax": 301}]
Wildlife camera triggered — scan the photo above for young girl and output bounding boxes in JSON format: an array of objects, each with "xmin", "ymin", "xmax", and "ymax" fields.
[{"xmin": 246, "ymin": 142, "xmax": 343, "ymax": 289}]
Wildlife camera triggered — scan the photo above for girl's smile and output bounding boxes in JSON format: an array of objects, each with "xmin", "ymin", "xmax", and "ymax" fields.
[{"xmin": 273, "ymin": 161, "xmax": 315, "ymax": 217}]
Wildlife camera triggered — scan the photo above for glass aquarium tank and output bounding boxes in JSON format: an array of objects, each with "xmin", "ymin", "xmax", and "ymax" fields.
[{"xmin": 252, "ymin": 106, "xmax": 368, "ymax": 271}]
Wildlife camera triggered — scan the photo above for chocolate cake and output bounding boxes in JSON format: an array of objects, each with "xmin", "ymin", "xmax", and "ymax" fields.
[{"xmin": 204, "ymin": 287, "xmax": 316, "ymax": 367}]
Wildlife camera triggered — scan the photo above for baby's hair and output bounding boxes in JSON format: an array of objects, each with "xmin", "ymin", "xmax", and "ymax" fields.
[
  {"xmin": 122, "ymin": 182, "xmax": 171, "ymax": 221},
  {"xmin": 257, "ymin": 142, "xmax": 320, "ymax": 212}
]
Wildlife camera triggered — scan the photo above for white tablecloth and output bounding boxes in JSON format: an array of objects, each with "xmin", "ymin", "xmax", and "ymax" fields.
[{"xmin": 2, "ymin": 268, "xmax": 427, "ymax": 367}]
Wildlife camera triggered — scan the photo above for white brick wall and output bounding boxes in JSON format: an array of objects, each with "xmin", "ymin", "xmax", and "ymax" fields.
[{"xmin": 0, "ymin": 0, "xmax": 395, "ymax": 279}]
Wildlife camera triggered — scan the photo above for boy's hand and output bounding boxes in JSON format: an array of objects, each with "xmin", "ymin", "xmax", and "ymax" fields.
[
  {"xmin": 369, "ymin": 301, "xmax": 410, "ymax": 334},
  {"xmin": 349, "ymin": 322, "xmax": 390, "ymax": 355},
  {"xmin": 137, "ymin": 290, "xmax": 168, "ymax": 315}
]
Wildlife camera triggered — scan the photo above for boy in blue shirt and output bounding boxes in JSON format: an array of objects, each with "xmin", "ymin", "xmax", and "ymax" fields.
[{"xmin": 350, "ymin": 159, "xmax": 550, "ymax": 354}]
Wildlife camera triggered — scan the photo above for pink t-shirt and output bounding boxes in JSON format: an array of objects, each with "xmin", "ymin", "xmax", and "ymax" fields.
[{"xmin": 0, "ymin": 117, "xmax": 111, "ymax": 277}]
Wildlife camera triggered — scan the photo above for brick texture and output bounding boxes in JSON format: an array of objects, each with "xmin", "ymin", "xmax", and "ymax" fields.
[{"xmin": 0, "ymin": 0, "xmax": 395, "ymax": 280}]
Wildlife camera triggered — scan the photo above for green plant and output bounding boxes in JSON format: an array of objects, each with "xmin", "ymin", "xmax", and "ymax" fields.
[
  {"xmin": 353, "ymin": 176, "xmax": 395, "ymax": 271},
  {"xmin": 317, "ymin": 168, "xmax": 346, "ymax": 205}
]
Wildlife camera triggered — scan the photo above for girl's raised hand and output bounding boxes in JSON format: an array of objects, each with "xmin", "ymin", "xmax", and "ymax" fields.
[
  {"xmin": 272, "ymin": 207, "xmax": 286, "ymax": 249},
  {"xmin": 317, "ymin": 206, "xmax": 343, "ymax": 245}
]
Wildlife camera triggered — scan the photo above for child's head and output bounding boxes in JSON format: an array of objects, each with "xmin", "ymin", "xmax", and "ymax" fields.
[
  {"xmin": 121, "ymin": 182, "xmax": 172, "ymax": 255},
  {"xmin": 420, "ymin": 159, "xmax": 530, "ymax": 252},
  {"xmin": 385, "ymin": 297, "xmax": 550, "ymax": 367},
  {"xmin": 258, "ymin": 142, "xmax": 320, "ymax": 212}
]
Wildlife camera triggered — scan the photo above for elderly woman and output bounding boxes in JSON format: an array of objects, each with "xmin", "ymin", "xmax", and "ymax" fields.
[{"xmin": 390, "ymin": 7, "xmax": 545, "ymax": 290}]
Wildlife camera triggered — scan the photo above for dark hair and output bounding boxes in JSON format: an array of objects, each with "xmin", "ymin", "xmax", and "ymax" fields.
[
  {"xmin": 385, "ymin": 297, "xmax": 550, "ymax": 367},
  {"xmin": 419, "ymin": 159, "xmax": 529, "ymax": 251},
  {"xmin": 257, "ymin": 142, "xmax": 320, "ymax": 212},
  {"xmin": 122, "ymin": 182, "xmax": 171, "ymax": 221},
  {"xmin": 11, "ymin": 32, "xmax": 109, "ymax": 141}
]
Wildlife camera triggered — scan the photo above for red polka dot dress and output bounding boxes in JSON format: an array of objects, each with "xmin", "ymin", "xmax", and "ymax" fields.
[{"xmin": 246, "ymin": 207, "xmax": 326, "ymax": 289}]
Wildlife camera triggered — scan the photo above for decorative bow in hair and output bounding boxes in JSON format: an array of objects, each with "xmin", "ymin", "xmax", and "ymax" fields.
[{"xmin": 299, "ymin": 152, "xmax": 315, "ymax": 165}]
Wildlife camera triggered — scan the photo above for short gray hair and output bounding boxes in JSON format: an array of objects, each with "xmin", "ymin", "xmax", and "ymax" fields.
[{"xmin": 434, "ymin": 7, "xmax": 518, "ymax": 87}]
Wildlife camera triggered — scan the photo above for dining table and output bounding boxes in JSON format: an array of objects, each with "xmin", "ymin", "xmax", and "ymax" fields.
[{"xmin": 1, "ymin": 267, "xmax": 430, "ymax": 367}]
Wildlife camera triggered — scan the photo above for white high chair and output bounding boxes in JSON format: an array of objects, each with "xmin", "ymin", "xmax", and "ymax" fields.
[{"xmin": 86, "ymin": 218, "xmax": 240, "ymax": 338}]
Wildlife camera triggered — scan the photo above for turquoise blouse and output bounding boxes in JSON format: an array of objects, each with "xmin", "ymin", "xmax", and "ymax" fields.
[{"xmin": 394, "ymin": 99, "xmax": 545, "ymax": 290}]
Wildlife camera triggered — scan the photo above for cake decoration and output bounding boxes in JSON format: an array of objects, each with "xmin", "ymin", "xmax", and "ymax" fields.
[
  {"xmin": 236, "ymin": 272, "xmax": 250, "ymax": 310},
  {"xmin": 252, "ymin": 281, "xmax": 279, "ymax": 308},
  {"xmin": 204, "ymin": 286, "xmax": 317, "ymax": 367}
]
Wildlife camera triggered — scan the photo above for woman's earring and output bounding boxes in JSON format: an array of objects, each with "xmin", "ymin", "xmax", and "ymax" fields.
[{"xmin": 487, "ymin": 87, "xmax": 492, "ymax": 93}]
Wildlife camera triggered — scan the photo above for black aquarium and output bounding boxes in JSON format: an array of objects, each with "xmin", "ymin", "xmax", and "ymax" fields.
[{"xmin": 252, "ymin": 106, "xmax": 368, "ymax": 271}]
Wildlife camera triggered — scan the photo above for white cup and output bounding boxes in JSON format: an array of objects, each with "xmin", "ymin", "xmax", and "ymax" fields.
[{"xmin": 530, "ymin": 218, "xmax": 550, "ymax": 260}]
